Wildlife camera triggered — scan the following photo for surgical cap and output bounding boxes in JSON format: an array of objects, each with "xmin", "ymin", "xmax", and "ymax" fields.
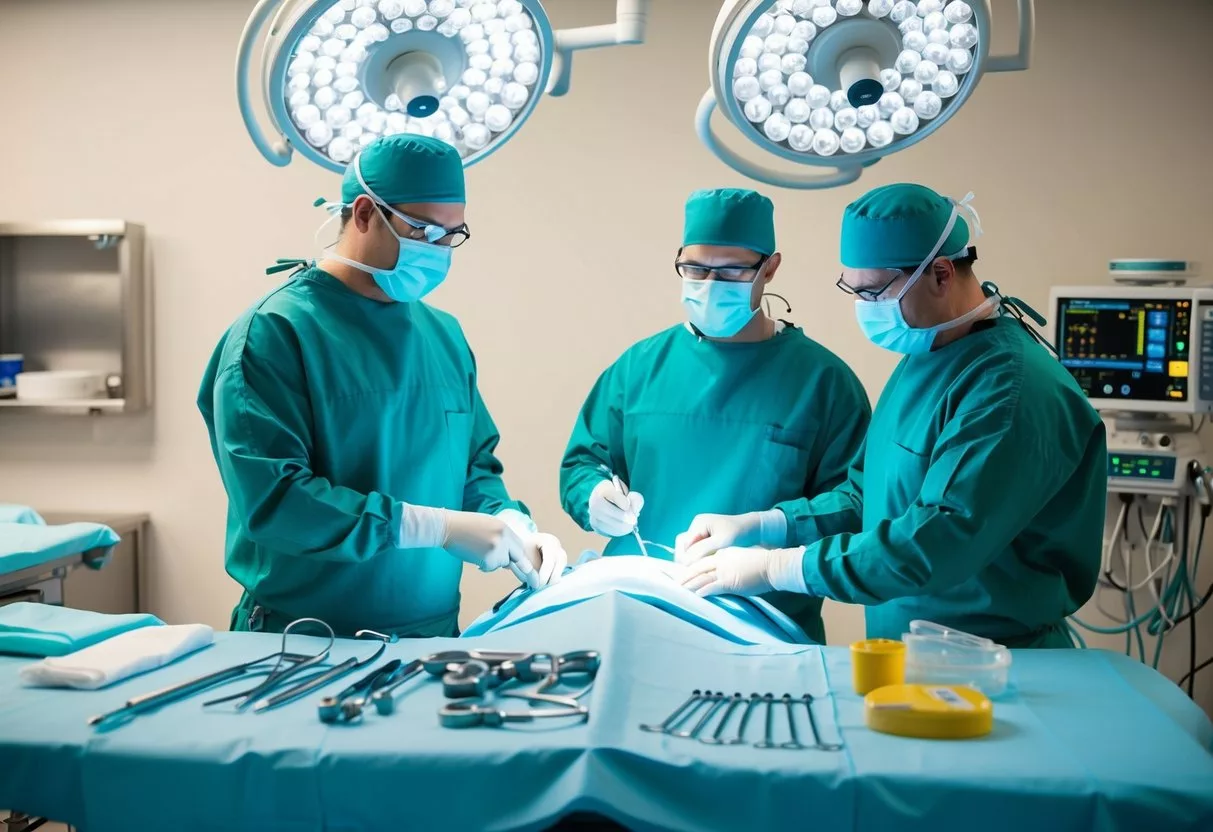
[
  {"xmin": 682, "ymin": 188, "xmax": 776, "ymax": 256},
  {"xmin": 840, "ymin": 183, "xmax": 970, "ymax": 269},
  {"xmin": 340, "ymin": 135, "xmax": 466, "ymax": 206}
]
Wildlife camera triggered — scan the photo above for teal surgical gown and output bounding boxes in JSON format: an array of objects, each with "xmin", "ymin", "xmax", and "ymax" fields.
[
  {"xmin": 779, "ymin": 316, "xmax": 1106, "ymax": 648},
  {"xmin": 560, "ymin": 324, "xmax": 871, "ymax": 643},
  {"xmin": 198, "ymin": 267, "xmax": 526, "ymax": 638}
]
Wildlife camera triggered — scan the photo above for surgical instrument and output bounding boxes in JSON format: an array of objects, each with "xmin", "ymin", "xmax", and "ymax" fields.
[
  {"xmin": 499, "ymin": 651, "xmax": 601, "ymax": 708},
  {"xmin": 253, "ymin": 642, "xmax": 386, "ymax": 713},
  {"xmin": 730, "ymin": 693, "xmax": 761, "ymax": 745},
  {"xmin": 781, "ymin": 693, "xmax": 806, "ymax": 750},
  {"xmin": 676, "ymin": 691, "xmax": 726, "ymax": 740},
  {"xmin": 317, "ymin": 657, "xmax": 404, "ymax": 724},
  {"xmin": 802, "ymin": 693, "xmax": 844, "ymax": 752},
  {"xmin": 598, "ymin": 464, "xmax": 648, "ymax": 557},
  {"xmin": 87, "ymin": 618, "xmax": 334, "ymax": 728},
  {"xmin": 370, "ymin": 658, "xmax": 426, "ymax": 716},
  {"xmin": 754, "ymin": 693, "xmax": 778, "ymax": 749},
  {"xmin": 700, "ymin": 693, "xmax": 744, "ymax": 745},
  {"xmin": 201, "ymin": 619, "xmax": 344, "ymax": 709},
  {"xmin": 438, "ymin": 700, "xmax": 588, "ymax": 729},
  {"xmin": 640, "ymin": 689, "xmax": 704, "ymax": 734}
]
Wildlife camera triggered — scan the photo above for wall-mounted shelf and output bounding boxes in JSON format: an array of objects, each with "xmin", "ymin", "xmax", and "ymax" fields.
[
  {"xmin": 0, "ymin": 398, "xmax": 127, "ymax": 412},
  {"xmin": 0, "ymin": 220, "xmax": 152, "ymax": 415}
]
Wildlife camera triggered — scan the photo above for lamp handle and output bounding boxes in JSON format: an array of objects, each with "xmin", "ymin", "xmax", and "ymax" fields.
[
  {"xmin": 695, "ymin": 91, "xmax": 865, "ymax": 191},
  {"xmin": 236, "ymin": 0, "xmax": 293, "ymax": 166},
  {"xmin": 985, "ymin": 0, "xmax": 1035, "ymax": 73}
]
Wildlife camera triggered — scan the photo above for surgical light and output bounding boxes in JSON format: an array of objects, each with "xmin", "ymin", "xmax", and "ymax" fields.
[
  {"xmin": 697, "ymin": 0, "xmax": 1034, "ymax": 189},
  {"xmin": 238, "ymin": 0, "xmax": 649, "ymax": 171}
]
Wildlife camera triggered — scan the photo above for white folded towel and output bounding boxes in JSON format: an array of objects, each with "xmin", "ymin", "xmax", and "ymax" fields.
[{"xmin": 19, "ymin": 623, "xmax": 214, "ymax": 690}]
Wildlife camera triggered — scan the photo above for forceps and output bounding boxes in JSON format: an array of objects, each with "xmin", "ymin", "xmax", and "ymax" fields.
[
  {"xmin": 88, "ymin": 618, "xmax": 335, "ymax": 728},
  {"xmin": 598, "ymin": 464, "xmax": 648, "ymax": 557},
  {"xmin": 438, "ymin": 700, "xmax": 588, "ymax": 729}
]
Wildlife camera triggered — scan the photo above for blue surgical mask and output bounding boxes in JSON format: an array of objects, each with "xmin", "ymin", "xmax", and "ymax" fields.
[
  {"xmin": 681, "ymin": 278, "xmax": 759, "ymax": 338},
  {"xmin": 320, "ymin": 204, "xmax": 452, "ymax": 303},
  {"xmin": 854, "ymin": 194, "xmax": 993, "ymax": 354}
]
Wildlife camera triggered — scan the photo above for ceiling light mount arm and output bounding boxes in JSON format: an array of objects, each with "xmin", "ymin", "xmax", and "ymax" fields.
[{"xmin": 547, "ymin": 0, "xmax": 650, "ymax": 97}]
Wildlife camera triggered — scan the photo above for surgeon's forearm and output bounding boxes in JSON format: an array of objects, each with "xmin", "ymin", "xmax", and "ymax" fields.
[
  {"xmin": 236, "ymin": 468, "xmax": 403, "ymax": 563},
  {"xmin": 798, "ymin": 507, "xmax": 994, "ymax": 604},
  {"xmin": 777, "ymin": 488, "xmax": 863, "ymax": 548}
]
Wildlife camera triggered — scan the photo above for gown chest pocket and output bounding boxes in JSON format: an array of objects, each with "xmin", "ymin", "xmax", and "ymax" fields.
[
  {"xmin": 880, "ymin": 438, "xmax": 932, "ymax": 511},
  {"xmin": 758, "ymin": 423, "xmax": 819, "ymax": 500}
]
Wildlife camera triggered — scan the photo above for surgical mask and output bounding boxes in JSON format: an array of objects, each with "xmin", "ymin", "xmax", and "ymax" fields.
[
  {"xmin": 854, "ymin": 193, "xmax": 992, "ymax": 354},
  {"xmin": 323, "ymin": 210, "xmax": 452, "ymax": 303},
  {"xmin": 314, "ymin": 152, "xmax": 455, "ymax": 303},
  {"xmin": 681, "ymin": 278, "xmax": 759, "ymax": 338}
]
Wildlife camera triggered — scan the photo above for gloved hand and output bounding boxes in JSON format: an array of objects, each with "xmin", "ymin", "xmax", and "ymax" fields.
[
  {"xmin": 440, "ymin": 510, "xmax": 528, "ymax": 574},
  {"xmin": 498, "ymin": 509, "xmax": 568, "ymax": 589},
  {"xmin": 674, "ymin": 510, "xmax": 786, "ymax": 565},
  {"xmin": 680, "ymin": 546, "xmax": 807, "ymax": 598},
  {"xmin": 588, "ymin": 479, "xmax": 645, "ymax": 538}
]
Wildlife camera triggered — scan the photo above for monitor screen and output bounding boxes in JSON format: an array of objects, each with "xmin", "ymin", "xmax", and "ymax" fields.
[{"xmin": 1055, "ymin": 297, "xmax": 1192, "ymax": 403}]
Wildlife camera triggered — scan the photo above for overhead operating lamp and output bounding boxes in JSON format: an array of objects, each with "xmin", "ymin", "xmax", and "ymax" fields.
[
  {"xmin": 697, "ymin": 0, "xmax": 1034, "ymax": 189},
  {"xmin": 237, "ymin": 0, "xmax": 649, "ymax": 171}
]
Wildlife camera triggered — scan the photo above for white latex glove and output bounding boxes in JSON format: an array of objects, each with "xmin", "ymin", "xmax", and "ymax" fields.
[
  {"xmin": 440, "ymin": 510, "xmax": 528, "ymax": 574},
  {"xmin": 674, "ymin": 510, "xmax": 786, "ymax": 565},
  {"xmin": 498, "ymin": 509, "xmax": 567, "ymax": 589},
  {"xmin": 680, "ymin": 546, "xmax": 807, "ymax": 598},
  {"xmin": 588, "ymin": 479, "xmax": 645, "ymax": 538}
]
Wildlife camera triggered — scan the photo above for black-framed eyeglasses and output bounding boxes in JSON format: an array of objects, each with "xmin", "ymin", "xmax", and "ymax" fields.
[
  {"xmin": 675, "ymin": 254, "xmax": 768, "ymax": 282},
  {"xmin": 835, "ymin": 268, "xmax": 906, "ymax": 301},
  {"xmin": 381, "ymin": 206, "xmax": 471, "ymax": 248}
]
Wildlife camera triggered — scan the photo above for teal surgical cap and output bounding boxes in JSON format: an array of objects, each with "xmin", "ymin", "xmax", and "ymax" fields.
[
  {"xmin": 682, "ymin": 188, "xmax": 776, "ymax": 256},
  {"xmin": 840, "ymin": 183, "xmax": 971, "ymax": 269},
  {"xmin": 340, "ymin": 135, "xmax": 465, "ymax": 206}
]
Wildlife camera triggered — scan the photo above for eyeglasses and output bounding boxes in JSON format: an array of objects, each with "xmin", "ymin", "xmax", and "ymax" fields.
[
  {"xmin": 382, "ymin": 206, "xmax": 471, "ymax": 248},
  {"xmin": 835, "ymin": 268, "xmax": 908, "ymax": 301},
  {"xmin": 675, "ymin": 255, "xmax": 767, "ymax": 282}
]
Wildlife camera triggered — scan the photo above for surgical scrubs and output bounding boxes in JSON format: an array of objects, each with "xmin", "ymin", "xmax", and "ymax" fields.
[
  {"xmin": 560, "ymin": 323, "xmax": 871, "ymax": 643},
  {"xmin": 198, "ymin": 267, "xmax": 526, "ymax": 638},
  {"xmin": 781, "ymin": 316, "xmax": 1106, "ymax": 648}
]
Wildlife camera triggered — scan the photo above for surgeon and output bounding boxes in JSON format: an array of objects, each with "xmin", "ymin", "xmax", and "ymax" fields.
[
  {"xmin": 678, "ymin": 183, "xmax": 1106, "ymax": 649},
  {"xmin": 559, "ymin": 188, "xmax": 871, "ymax": 642},
  {"xmin": 199, "ymin": 135, "xmax": 567, "ymax": 638}
]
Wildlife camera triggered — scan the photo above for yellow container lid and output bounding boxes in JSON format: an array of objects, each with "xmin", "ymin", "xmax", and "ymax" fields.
[{"xmin": 864, "ymin": 684, "xmax": 993, "ymax": 739}]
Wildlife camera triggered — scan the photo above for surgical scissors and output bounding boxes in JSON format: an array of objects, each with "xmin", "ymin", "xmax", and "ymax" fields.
[
  {"xmin": 424, "ymin": 650, "xmax": 600, "ymax": 699},
  {"xmin": 87, "ymin": 618, "xmax": 334, "ymax": 728},
  {"xmin": 318, "ymin": 658, "xmax": 405, "ymax": 723}
]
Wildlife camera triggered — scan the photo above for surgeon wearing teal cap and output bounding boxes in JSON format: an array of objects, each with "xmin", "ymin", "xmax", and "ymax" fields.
[
  {"xmin": 559, "ymin": 188, "xmax": 871, "ymax": 643},
  {"xmin": 679, "ymin": 183, "xmax": 1106, "ymax": 649},
  {"xmin": 198, "ymin": 135, "xmax": 567, "ymax": 638}
]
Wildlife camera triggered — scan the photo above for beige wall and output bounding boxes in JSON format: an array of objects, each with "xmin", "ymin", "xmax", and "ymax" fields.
[{"xmin": 0, "ymin": 0, "xmax": 1210, "ymax": 711}]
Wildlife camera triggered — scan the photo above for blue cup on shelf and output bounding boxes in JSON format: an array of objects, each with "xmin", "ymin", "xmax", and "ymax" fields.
[{"xmin": 0, "ymin": 354, "xmax": 23, "ymax": 398}]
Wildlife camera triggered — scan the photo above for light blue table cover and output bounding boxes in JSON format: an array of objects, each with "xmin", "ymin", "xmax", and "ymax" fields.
[
  {"xmin": 0, "ymin": 522, "xmax": 120, "ymax": 577},
  {"xmin": 0, "ymin": 592, "xmax": 1210, "ymax": 832},
  {"xmin": 0, "ymin": 603, "xmax": 163, "ymax": 658}
]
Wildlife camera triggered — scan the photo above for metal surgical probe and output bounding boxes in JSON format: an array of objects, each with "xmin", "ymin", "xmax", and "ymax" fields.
[{"xmin": 700, "ymin": 693, "xmax": 744, "ymax": 745}]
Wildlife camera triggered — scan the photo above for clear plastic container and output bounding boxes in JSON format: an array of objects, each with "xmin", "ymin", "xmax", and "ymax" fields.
[{"xmin": 902, "ymin": 620, "xmax": 1012, "ymax": 697}]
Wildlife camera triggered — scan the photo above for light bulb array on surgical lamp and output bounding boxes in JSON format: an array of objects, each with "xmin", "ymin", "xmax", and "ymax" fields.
[
  {"xmin": 698, "ymin": 0, "xmax": 1034, "ymax": 189},
  {"xmin": 730, "ymin": 0, "xmax": 976, "ymax": 157},
  {"xmin": 238, "ymin": 0, "xmax": 648, "ymax": 172},
  {"xmin": 284, "ymin": 0, "xmax": 543, "ymax": 164}
]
